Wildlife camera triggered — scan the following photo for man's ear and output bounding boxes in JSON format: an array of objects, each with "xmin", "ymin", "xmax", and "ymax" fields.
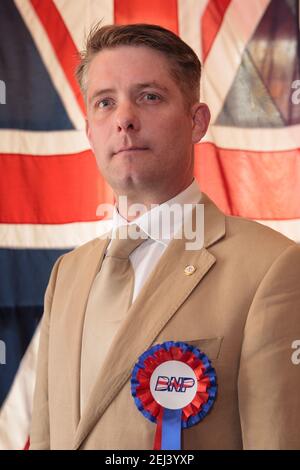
[
  {"xmin": 85, "ymin": 118, "xmax": 94, "ymax": 153},
  {"xmin": 191, "ymin": 103, "xmax": 211, "ymax": 143}
]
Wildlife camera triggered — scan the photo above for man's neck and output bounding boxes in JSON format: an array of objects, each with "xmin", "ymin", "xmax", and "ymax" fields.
[{"xmin": 115, "ymin": 178, "xmax": 194, "ymax": 222}]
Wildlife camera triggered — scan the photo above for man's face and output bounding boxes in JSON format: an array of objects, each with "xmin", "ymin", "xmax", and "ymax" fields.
[{"xmin": 85, "ymin": 45, "xmax": 209, "ymax": 198}]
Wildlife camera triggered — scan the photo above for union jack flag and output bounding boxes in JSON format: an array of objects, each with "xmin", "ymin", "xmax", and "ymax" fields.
[{"xmin": 0, "ymin": 0, "xmax": 299, "ymax": 449}]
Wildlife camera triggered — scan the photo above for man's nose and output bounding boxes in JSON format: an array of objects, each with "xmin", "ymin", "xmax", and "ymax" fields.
[{"xmin": 115, "ymin": 102, "xmax": 140, "ymax": 132}]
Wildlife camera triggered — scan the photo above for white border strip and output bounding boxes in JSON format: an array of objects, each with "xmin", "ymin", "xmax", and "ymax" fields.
[
  {"xmin": 202, "ymin": 123, "xmax": 300, "ymax": 151},
  {"xmin": 0, "ymin": 326, "xmax": 40, "ymax": 450},
  {"xmin": 53, "ymin": 0, "xmax": 114, "ymax": 52},
  {"xmin": 0, "ymin": 220, "xmax": 112, "ymax": 249},
  {"xmin": 1, "ymin": 218, "xmax": 299, "ymax": 248},
  {"xmin": 0, "ymin": 129, "xmax": 90, "ymax": 155},
  {"xmin": 14, "ymin": 0, "xmax": 85, "ymax": 131}
]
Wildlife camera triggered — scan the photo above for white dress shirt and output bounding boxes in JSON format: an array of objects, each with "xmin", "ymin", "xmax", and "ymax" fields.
[{"xmin": 106, "ymin": 178, "xmax": 202, "ymax": 303}]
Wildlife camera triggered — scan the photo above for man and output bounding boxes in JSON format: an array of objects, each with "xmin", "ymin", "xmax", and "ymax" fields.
[{"xmin": 30, "ymin": 23, "xmax": 300, "ymax": 450}]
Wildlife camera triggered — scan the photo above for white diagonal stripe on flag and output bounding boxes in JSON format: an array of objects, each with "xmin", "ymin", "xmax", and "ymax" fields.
[
  {"xmin": 14, "ymin": 0, "xmax": 85, "ymax": 131},
  {"xmin": 177, "ymin": 0, "xmax": 209, "ymax": 63},
  {"xmin": 202, "ymin": 0, "xmax": 271, "ymax": 123},
  {"xmin": 53, "ymin": 0, "xmax": 114, "ymax": 51}
]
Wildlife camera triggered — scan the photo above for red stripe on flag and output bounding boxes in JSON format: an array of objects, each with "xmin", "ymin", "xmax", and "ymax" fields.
[
  {"xmin": 195, "ymin": 143, "xmax": 300, "ymax": 220},
  {"xmin": 114, "ymin": 0, "xmax": 178, "ymax": 34},
  {"xmin": 0, "ymin": 152, "xmax": 113, "ymax": 224},
  {"xmin": 201, "ymin": 0, "xmax": 231, "ymax": 63},
  {"xmin": 30, "ymin": 0, "xmax": 85, "ymax": 117}
]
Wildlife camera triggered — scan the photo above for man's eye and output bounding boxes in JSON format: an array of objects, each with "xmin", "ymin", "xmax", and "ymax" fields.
[
  {"xmin": 143, "ymin": 93, "xmax": 160, "ymax": 102},
  {"xmin": 96, "ymin": 99, "xmax": 112, "ymax": 109}
]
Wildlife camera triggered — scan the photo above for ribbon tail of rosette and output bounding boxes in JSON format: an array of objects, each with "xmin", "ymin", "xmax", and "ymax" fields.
[
  {"xmin": 161, "ymin": 408, "xmax": 182, "ymax": 450},
  {"xmin": 153, "ymin": 407, "xmax": 164, "ymax": 450}
]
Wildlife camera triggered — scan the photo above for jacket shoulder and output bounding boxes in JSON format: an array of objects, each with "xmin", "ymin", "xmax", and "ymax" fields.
[
  {"xmin": 226, "ymin": 214, "xmax": 295, "ymax": 247},
  {"xmin": 58, "ymin": 226, "xmax": 111, "ymax": 268},
  {"xmin": 223, "ymin": 214, "xmax": 297, "ymax": 268}
]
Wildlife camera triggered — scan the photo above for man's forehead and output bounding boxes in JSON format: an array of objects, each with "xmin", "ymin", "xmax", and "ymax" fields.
[{"xmin": 87, "ymin": 45, "xmax": 175, "ymax": 81}]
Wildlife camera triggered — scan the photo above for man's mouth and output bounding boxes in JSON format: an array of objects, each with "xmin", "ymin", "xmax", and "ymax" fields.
[{"xmin": 114, "ymin": 146, "xmax": 148, "ymax": 155}]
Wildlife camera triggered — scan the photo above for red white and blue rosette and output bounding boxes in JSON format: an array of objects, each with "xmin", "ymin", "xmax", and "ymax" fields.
[{"xmin": 131, "ymin": 341, "xmax": 217, "ymax": 450}]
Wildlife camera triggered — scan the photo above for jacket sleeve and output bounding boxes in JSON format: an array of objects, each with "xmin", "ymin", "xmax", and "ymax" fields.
[
  {"xmin": 29, "ymin": 256, "xmax": 63, "ymax": 450},
  {"xmin": 238, "ymin": 244, "xmax": 300, "ymax": 449}
]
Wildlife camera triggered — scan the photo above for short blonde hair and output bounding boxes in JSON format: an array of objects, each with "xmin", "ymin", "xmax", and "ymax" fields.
[{"xmin": 76, "ymin": 22, "xmax": 201, "ymax": 108}]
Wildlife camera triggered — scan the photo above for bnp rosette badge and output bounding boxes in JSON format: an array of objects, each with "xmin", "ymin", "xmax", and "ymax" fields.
[{"xmin": 131, "ymin": 341, "xmax": 217, "ymax": 450}]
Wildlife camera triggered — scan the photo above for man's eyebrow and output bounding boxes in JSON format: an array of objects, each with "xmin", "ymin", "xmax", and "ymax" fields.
[
  {"xmin": 133, "ymin": 82, "xmax": 169, "ymax": 92},
  {"xmin": 89, "ymin": 88, "xmax": 115, "ymax": 104},
  {"xmin": 89, "ymin": 82, "xmax": 169, "ymax": 104}
]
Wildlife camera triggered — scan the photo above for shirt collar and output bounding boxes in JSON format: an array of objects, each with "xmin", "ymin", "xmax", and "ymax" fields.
[{"xmin": 111, "ymin": 178, "xmax": 202, "ymax": 246}]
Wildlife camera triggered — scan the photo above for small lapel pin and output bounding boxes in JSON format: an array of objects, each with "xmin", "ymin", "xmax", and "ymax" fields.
[{"xmin": 184, "ymin": 265, "xmax": 196, "ymax": 276}]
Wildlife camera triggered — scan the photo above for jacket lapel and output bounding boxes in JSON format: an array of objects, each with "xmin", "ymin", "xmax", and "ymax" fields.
[
  {"xmin": 64, "ymin": 233, "xmax": 111, "ymax": 430},
  {"xmin": 73, "ymin": 194, "xmax": 226, "ymax": 449}
]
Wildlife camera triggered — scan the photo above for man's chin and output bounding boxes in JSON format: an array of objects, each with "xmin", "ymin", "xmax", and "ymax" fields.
[{"xmin": 109, "ymin": 172, "xmax": 157, "ymax": 194}]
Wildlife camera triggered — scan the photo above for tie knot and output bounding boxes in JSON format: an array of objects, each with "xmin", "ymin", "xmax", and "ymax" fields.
[{"xmin": 107, "ymin": 224, "xmax": 148, "ymax": 259}]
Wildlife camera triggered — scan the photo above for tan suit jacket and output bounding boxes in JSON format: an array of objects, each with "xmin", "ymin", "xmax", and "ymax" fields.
[{"xmin": 30, "ymin": 193, "xmax": 300, "ymax": 449}]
